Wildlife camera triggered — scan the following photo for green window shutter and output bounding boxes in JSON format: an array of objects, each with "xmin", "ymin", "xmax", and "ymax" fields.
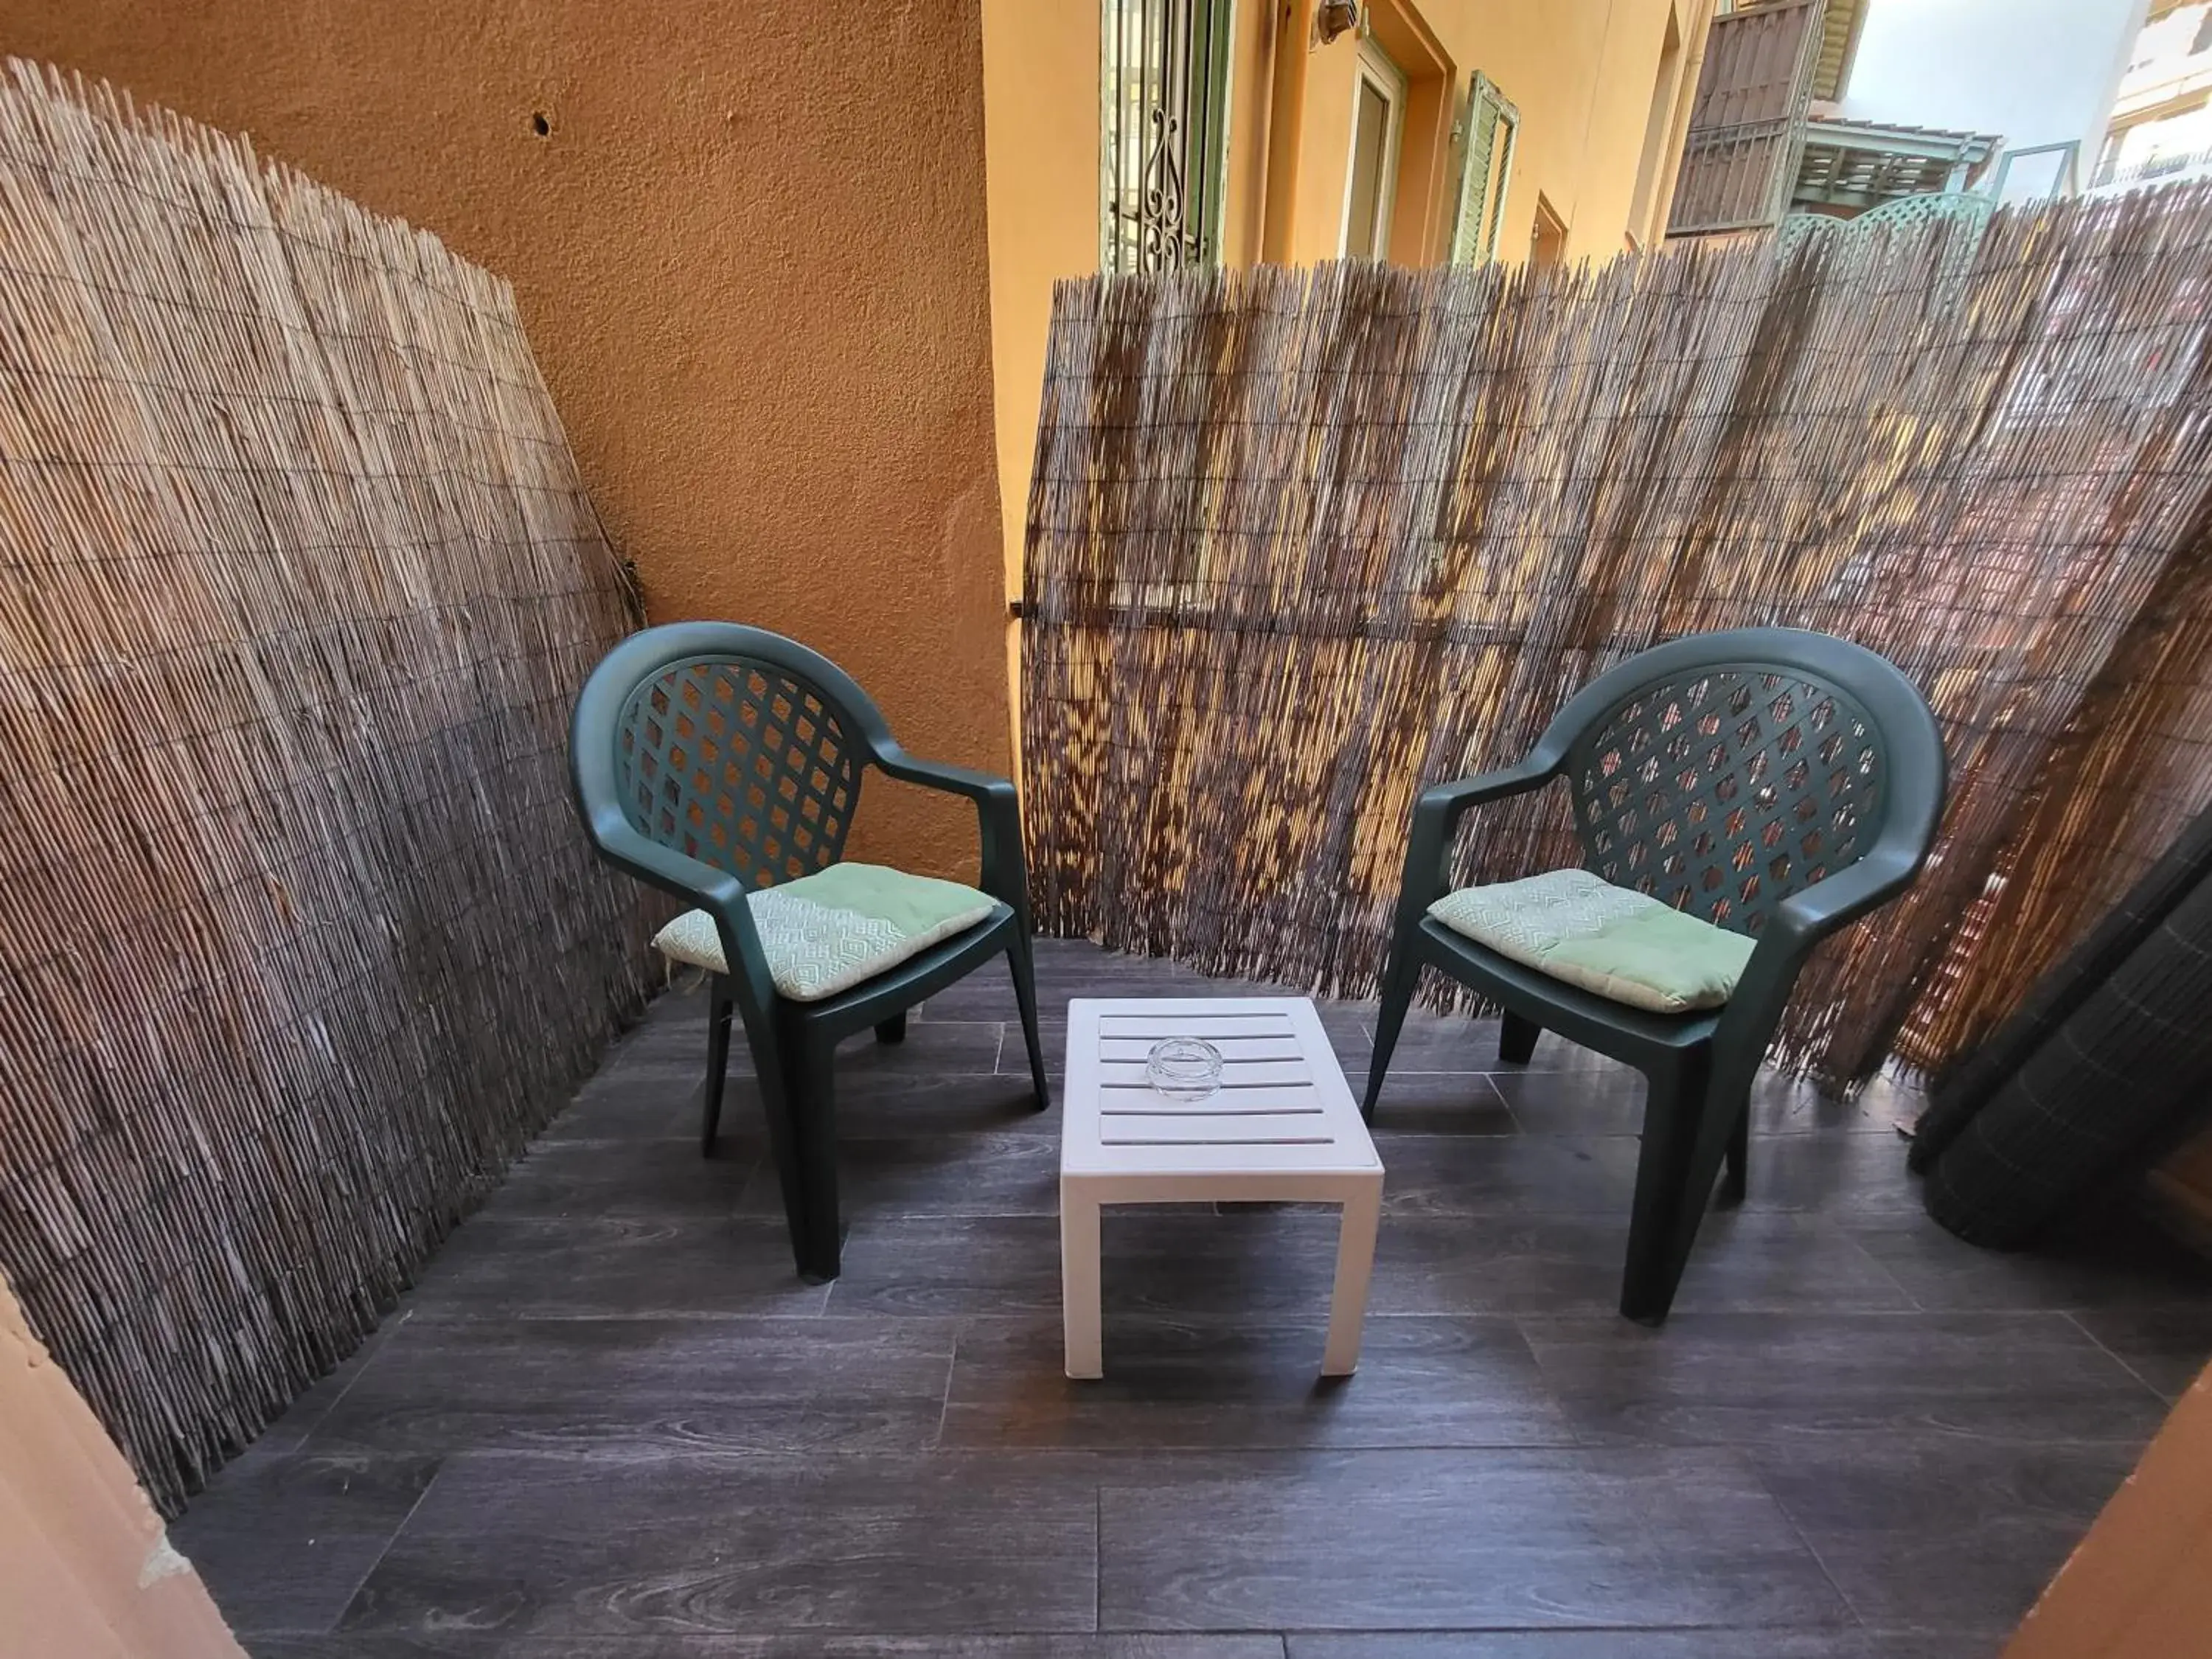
[{"xmin": 1451, "ymin": 72, "xmax": 1520, "ymax": 265}]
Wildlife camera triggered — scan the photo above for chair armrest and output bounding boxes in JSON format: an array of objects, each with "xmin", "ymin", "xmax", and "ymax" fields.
[
  {"xmin": 1708, "ymin": 842, "xmax": 1927, "ymax": 1080},
  {"xmin": 1399, "ymin": 759, "xmax": 1562, "ymax": 910},
  {"xmin": 580, "ymin": 807, "xmax": 779, "ymax": 1004},
  {"xmin": 872, "ymin": 745, "xmax": 1006, "ymax": 803},
  {"xmin": 871, "ymin": 744, "xmax": 1028, "ymax": 914},
  {"xmin": 1766, "ymin": 844, "xmax": 1926, "ymax": 950}
]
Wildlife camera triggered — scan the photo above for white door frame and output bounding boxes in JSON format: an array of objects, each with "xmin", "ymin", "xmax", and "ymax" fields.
[{"xmin": 1340, "ymin": 35, "xmax": 1408, "ymax": 259}]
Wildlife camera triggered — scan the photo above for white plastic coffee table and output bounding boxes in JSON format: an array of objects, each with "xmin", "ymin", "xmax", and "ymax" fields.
[{"xmin": 1059, "ymin": 996, "xmax": 1385, "ymax": 1380}]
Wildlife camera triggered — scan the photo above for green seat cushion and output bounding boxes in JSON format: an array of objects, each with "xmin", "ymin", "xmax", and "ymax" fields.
[
  {"xmin": 1428, "ymin": 868, "xmax": 1757, "ymax": 1015},
  {"xmin": 652, "ymin": 861, "xmax": 998, "ymax": 1001}
]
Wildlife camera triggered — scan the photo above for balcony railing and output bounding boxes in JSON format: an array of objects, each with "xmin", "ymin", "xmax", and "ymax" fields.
[{"xmin": 2092, "ymin": 147, "xmax": 2212, "ymax": 191}]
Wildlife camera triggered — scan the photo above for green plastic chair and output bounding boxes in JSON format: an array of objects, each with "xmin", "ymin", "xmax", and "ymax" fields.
[
  {"xmin": 1362, "ymin": 628, "xmax": 1945, "ymax": 1324},
  {"xmin": 570, "ymin": 622, "xmax": 1049, "ymax": 1280}
]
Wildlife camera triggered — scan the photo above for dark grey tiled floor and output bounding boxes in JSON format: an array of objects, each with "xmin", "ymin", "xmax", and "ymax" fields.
[{"xmin": 178, "ymin": 942, "xmax": 2212, "ymax": 1659}]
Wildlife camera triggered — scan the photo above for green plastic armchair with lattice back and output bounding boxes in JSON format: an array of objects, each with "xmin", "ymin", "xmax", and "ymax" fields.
[
  {"xmin": 570, "ymin": 622, "xmax": 1050, "ymax": 1281},
  {"xmin": 1362, "ymin": 627, "xmax": 1945, "ymax": 1324}
]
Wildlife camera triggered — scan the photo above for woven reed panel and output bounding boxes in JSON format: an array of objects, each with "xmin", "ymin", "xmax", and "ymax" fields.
[
  {"xmin": 1021, "ymin": 187, "xmax": 2212, "ymax": 1088},
  {"xmin": 0, "ymin": 62, "xmax": 655, "ymax": 1512}
]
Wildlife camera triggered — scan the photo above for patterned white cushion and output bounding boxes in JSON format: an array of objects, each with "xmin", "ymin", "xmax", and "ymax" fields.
[
  {"xmin": 1428, "ymin": 867, "xmax": 1757, "ymax": 1014},
  {"xmin": 653, "ymin": 862, "xmax": 998, "ymax": 1001}
]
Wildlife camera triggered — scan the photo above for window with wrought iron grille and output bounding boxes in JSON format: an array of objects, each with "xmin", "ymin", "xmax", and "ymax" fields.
[
  {"xmin": 1450, "ymin": 71, "xmax": 1519, "ymax": 265},
  {"xmin": 1101, "ymin": 0, "xmax": 1234, "ymax": 274}
]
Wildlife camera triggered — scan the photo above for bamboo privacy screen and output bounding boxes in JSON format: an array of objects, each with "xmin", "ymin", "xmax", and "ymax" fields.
[
  {"xmin": 1022, "ymin": 185, "xmax": 2212, "ymax": 1086},
  {"xmin": 0, "ymin": 63, "xmax": 653, "ymax": 1512}
]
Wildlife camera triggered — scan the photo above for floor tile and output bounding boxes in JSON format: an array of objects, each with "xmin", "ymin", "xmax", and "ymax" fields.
[
  {"xmin": 404, "ymin": 1216, "xmax": 829, "ymax": 1319},
  {"xmin": 1375, "ymin": 1132, "xmax": 1641, "ymax": 1216},
  {"xmin": 1356, "ymin": 1069, "xmax": 1520, "ymax": 1133},
  {"xmin": 832, "ymin": 1210, "xmax": 1351, "ymax": 1321},
  {"xmin": 1099, "ymin": 1447, "xmax": 1848, "ymax": 1630},
  {"xmin": 939, "ymin": 1314, "xmax": 1573, "ymax": 1450},
  {"xmin": 740, "ymin": 1130, "xmax": 1060, "ymax": 1219},
  {"xmin": 1753, "ymin": 1439, "xmax": 2141, "ymax": 1632},
  {"xmin": 1845, "ymin": 1210, "xmax": 2212, "ymax": 1314},
  {"xmin": 2067, "ymin": 1301, "xmax": 2212, "ymax": 1400},
  {"xmin": 1286, "ymin": 1632, "xmax": 1992, "ymax": 1658},
  {"xmin": 487, "ymin": 1136, "xmax": 761, "ymax": 1218},
  {"xmin": 341, "ymin": 1453, "xmax": 1097, "ymax": 1637},
  {"xmin": 1485, "ymin": 1068, "xmax": 1910, "ymax": 1140},
  {"xmin": 180, "ymin": 942, "xmax": 2199, "ymax": 1659},
  {"xmin": 1013, "ymin": 1019, "xmax": 1068, "ymax": 1079},
  {"xmin": 1364, "ymin": 1013, "xmax": 1514, "ymax": 1073},
  {"xmin": 1520, "ymin": 1309, "xmax": 2168, "ymax": 1447},
  {"xmin": 233, "ymin": 1321, "xmax": 406, "ymax": 1461},
  {"xmin": 170, "ymin": 1453, "xmax": 438, "ymax": 1634},
  {"xmin": 1371, "ymin": 1210, "xmax": 1913, "ymax": 1317},
  {"xmin": 592, "ymin": 1012, "xmax": 1006, "ymax": 1084},
  {"xmin": 1733, "ymin": 1130, "xmax": 1923, "ymax": 1217},
  {"xmin": 560, "ymin": 1070, "xmax": 1051, "ymax": 1143},
  {"xmin": 255, "ymin": 1642, "xmax": 1281, "ymax": 1658},
  {"xmin": 1481, "ymin": 1068, "xmax": 1652, "ymax": 1135},
  {"xmin": 539, "ymin": 1071, "xmax": 715, "ymax": 1142},
  {"xmin": 304, "ymin": 1318, "xmax": 953, "ymax": 1457}
]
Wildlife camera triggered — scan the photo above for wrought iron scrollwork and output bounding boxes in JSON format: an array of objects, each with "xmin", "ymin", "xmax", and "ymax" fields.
[{"xmin": 1104, "ymin": 0, "xmax": 1228, "ymax": 274}]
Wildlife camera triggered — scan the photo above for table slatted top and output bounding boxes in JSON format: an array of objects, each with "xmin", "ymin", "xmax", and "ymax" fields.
[{"xmin": 1061, "ymin": 998, "xmax": 1382, "ymax": 1178}]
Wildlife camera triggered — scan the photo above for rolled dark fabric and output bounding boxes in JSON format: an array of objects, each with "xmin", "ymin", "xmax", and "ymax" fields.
[
  {"xmin": 1921, "ymin": 868, "xmax": 2212, "ymax": 1246},
  {"xmin": 1911, "ymin": 799, "xmax": 2212, "ymax": 1172}
]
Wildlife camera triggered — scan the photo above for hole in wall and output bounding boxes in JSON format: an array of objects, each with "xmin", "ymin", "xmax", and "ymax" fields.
[{"xmin": 529, "ymin": 111, "xmax": 551, "ymax": 137}]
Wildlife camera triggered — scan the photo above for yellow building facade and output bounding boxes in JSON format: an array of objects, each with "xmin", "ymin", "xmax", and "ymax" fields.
[{"xmin": 984, "ymin": 0, "xmax": 1713, "ymax": 597}]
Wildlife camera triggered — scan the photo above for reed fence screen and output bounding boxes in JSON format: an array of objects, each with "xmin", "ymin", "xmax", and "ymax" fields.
[
  {"xmin": 1022, "ymin": 185, "xmax": 2212, "ymax": 1088},
  {"xmin": 0, "ymin": 63, "xmax": 654, "ymax": 1512}
]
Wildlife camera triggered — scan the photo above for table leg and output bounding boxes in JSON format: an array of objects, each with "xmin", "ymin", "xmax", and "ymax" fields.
[
  {"xmin": 1321, "ymin": 1175, "xmax": 1382, "ymax": 1377},
  {"xmin": 1061, "ymin": 1184, "xmax": 1103, "ymax": 1380}
]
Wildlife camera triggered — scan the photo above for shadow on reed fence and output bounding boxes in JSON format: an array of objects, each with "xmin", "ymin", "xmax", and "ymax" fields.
[
  {"xmin": 1021, "ymin": 184, "xmax": 2212, "ymax": 1088},
  {"xmin": 0, "ymin": 63, "xmax": 654, "ymax": 1511}
]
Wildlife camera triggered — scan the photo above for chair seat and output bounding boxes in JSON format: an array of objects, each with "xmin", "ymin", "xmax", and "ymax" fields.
[
  {"xmin": 1427, "ymin": 868, "xmax": 1755, "ymax": 1015},
  {"xmin": 653, "ymin": 861, "xmax": 997, "ymax": 1001}
]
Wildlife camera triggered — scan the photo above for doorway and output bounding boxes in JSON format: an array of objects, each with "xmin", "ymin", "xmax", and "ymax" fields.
[{"xmin": 1341, "ymin": 38, "xmax": 1407, "ymax": 260}]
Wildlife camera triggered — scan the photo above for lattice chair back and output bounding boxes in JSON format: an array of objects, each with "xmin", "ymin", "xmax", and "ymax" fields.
[
  {"xmin": 1557, "ymin": 641, "xmax": 1925, "ymax": 940},
  {"xmin": 611, "ymin": 647, "xmax": 868, "ymax": 890}
]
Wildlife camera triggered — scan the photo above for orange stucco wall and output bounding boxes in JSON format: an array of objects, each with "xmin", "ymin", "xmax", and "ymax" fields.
[
  {"xmin": 3, "ymin": 0, "xmax": 1012, "ymax": 880},
  {"xmin": 981, "ymin": 0, "xmax": 1104, "ymax": 608},
  {"xmin": 1, "ymin": 1273, "xmax": 244, "ymax": 1659},
  {"xmin": 1280, "ymin": 0, "xmax": 1708, "ymax": 265},
  {"xmin": 2003, "ymin": 1363, "xmax": 2212, "ymax": 1658}
]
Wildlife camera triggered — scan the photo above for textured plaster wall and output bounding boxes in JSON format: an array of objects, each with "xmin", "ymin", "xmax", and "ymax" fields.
[
  {"xmin": 1, "ymin": 1272, "xmax": 245, "ymax": 1659},
  {"xmin": 2003, "ymin": 1363, "xmax": 2212, "ymax": 1658},
  {"xmin": 1287, "ymin": 0, "xmax": 1705, "ymax": 265},
  {"xmin": 981, "ymin": 0, "xmax": 1102, "ymax": 605},
  {"xmin": 3, "ymin": 0, "xmax": 1011, "ymax": 879}
]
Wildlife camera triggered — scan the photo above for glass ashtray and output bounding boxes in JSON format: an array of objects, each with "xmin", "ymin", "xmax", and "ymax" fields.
[{"xmin": 1146, "ymin": 1036, "xmax": 1223, "ymax": 1102}]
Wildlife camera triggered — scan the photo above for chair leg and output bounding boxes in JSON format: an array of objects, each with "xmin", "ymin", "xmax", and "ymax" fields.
[
  {"xmin": 874, "ymin": 1012, "xmax": 907, "ymax": 1045},
  {"xmin": 1362, "ymin": 939, "xmax": 1419, "ymax": 1122},
  {"xmin": 1618, "ymin": 1051, "xmax": 1713, "ymax": 1326},
  {"xmin": 1499, "ymin": 1010, "xmax": 1541, "ymax": 1065},
  {"xmin": 740, "ymin": 1009, "xmax": 810, "ymax": 1273},
  {"xmin": 784, "ymin": 1022, "xmax": 844, "ymax": 1282},
  {"xmin": 1009, "ymin": 934, "xmax": 1052, "ymax": 1110},
  {"xmin": 1719, "ymin": 1102, "xmax": 1750, "ymax": 1206},
  {"xmin": 700, "ymin": 975, "xmax": 734, "ymax": 1157}
]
